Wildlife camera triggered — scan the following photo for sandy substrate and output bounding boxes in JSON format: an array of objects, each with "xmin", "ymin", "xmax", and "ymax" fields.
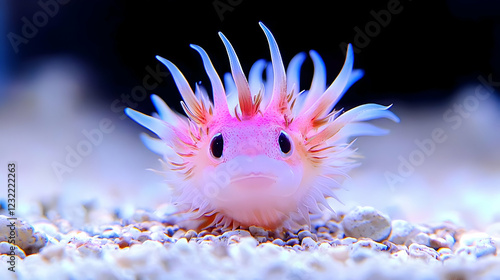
[{"xmin": 0, "ymin": 204, "xmax": 499, "ymax": 280}]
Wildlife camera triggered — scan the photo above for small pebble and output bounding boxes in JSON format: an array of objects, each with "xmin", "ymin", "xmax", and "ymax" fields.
[
  {"xmin": 127, "ymin": 227, "xmax": 142, "ymax": 240},
  {"xmin": 183, "ymin": 230, "xmax": 198, "ymax": 241},
  {"xmin": 317, "ymin": 226, "xmax": 329, "ymax": 233},
  {"xmin": 437, "ymin": 248, "xmax": 453, "ymax": 261},
  {"xmin": 408, "ymin": 243, "xmax": 439, "ymax": 261},
  {"xmin": 351, "ymin": 239, "xmax": 388, "ymax": 252},
  {"xmin": 100, "ymin": 229, "xmax": 119, "ymax": 239},
  {"xmin": 150, "ymin": 232, "xmax": 168, "ymax": 242},
  {"xmin": 254, "ymin": 236, "xmax": 268, "ymax": 243},
  {"xmin": 0, "ymin": 241, "xmax": 26, "ymax": 259},
  {"xmin": 342, "ymin": 206, "xmax": 392, "ymax": 242},
  {"xmin": 137, "ymin": 234, "xmax": 151, "ymax": 243},
  {"xmin": 339, "ymin": 237, "xmax": 357, "ymax": 246},
  {"xmin": 249, "ymin": 226, "xmax": 269, "ymax": 238},
  {"xmin": 301, "ymin": 237, "xmax": 318, "ymax": 250},
  {"xmin": 165, "ymin": 226, "xmax": 178, "ymax": 237},
  {"xmin": 330, "ymin": 246, "xmax": 350, "ymax": 262},
  {"xmin": 382, "ymin": 240, "xmax": 406, "ymax": 254},
  {"xmin": 325, "ymin": 221, "xmax": 343, "ymax": 236},
  {"xmin": 389, "ymin": 220, "xmax": 417, "ymax": 245},
  {"xmin": 272, "ymin": 239, "xmax": 285, "ymax": 246},
  {"xmin": 349, "ymin": 240, "xmax": 388, "ymax": 263},
  {"xmin": 172, "ymin": 229, "xmax": 186, "ymax": 239},
  {"xmin": 0, "ymin": 216, "xmax": 47, "ymax": 255},
  {"xmin": 456, "ymin": 237, "xmax": 496, "ymax": 258},
  {"xmin": 412, "ymin": 232, "xmax": 431, "ymax": 247},
  {"xmin": 286, "ymin": 238, "xmax": 299, "ymax": 246}
]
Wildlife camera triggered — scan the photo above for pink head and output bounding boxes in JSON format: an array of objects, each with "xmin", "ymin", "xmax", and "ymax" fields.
[{"xmin": 125, "ymin": 22, "xmax": 399, "ymax": 229}]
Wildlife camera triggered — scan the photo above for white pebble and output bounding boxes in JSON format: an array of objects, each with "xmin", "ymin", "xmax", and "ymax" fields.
[
  {"xmin": 301, "ymin": 237, "xmax": 318, "ymax": 250},
  {"xmin": 389, "ymin": 220, "xmax": 418, "ymax": 245},
  {"xmin": 412, "ymin": 232, "xmax": 431, "ymax": 247},
  {"xmin": 0, "ymin": 241, "xmax": 26, "ymax": 259},
  {"xmin": 342, "ymin": 206, "xmax": 392, "ymax": 242},
  {"xmin": 408, "ymin": 243, "xmax": 438, "ymax": 261}
]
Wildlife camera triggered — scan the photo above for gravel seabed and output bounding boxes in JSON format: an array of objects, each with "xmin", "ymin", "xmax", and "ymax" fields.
[{"xmin": 1, "ymin": 204, "xmax": 499, "ymax": 280}]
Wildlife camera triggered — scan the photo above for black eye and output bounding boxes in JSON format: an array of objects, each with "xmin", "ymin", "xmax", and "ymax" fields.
[
  {"xmin": 278, "ymin": 131, "xmax": 292, "ymax": 155},
  {"xmin": 210, "ymin": 133, "xmax": 224, "ymax": 159}
]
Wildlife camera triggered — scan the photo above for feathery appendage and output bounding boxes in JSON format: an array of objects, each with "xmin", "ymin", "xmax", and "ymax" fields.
[{"xmin": 125, "ymin": 22, "xmax": 399, "ymax": 230}]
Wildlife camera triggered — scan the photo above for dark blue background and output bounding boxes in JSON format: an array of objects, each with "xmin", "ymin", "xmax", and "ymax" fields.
[{"xmin": 4, "ymin": 0, "xmax": 500, "ymax": 113}]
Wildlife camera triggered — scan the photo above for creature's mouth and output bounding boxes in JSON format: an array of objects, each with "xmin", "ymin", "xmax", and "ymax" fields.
[
  {"xmin": 230, "ymin": 174, "xmax": 277, "ymax": 189},
  {"xmin": 201, "ymin": 155, "xmax": 304, "ymax": 205}
]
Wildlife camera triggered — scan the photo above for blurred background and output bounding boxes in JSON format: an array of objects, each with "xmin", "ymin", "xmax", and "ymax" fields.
[{"xmin": 0, "ymin": 0, "xmax": 499, "ymax": 230}]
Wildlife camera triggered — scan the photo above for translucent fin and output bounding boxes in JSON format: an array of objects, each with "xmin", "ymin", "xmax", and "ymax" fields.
[
  {"xmin": 156, "ymin": 55, "xmax": 202, "ymax": 119},
  {"xmin": 304, "ymin": 44, "xmax": 354, "ymax": 120},
  {"xmin": 286, "ymin": 52, "xmax": 306, "ymax": 96},
  {"xmin": 125, "ymin": 107, "xmax": 174, "ymax": 140},
  {"xmin": 249, "ymin": 59, "xmax": 267, "ymax": 97},
  {"xmin": 259, "ymin": 22, "xmax": 287, "ymax": 111},
  {"xmin": 302, "ymin": 50, "xmax": 326, "ymax": 109},
  {"xmin": 151, "ymin": 94, "xmax": 184, "ymax": 127},
  {"xmin": 219, "ymin": 32, "xmax": 254, "ymax": 117},
  {"xmin": 190, "ymin": 44, "xmax": 229, "ymax": 115}
]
